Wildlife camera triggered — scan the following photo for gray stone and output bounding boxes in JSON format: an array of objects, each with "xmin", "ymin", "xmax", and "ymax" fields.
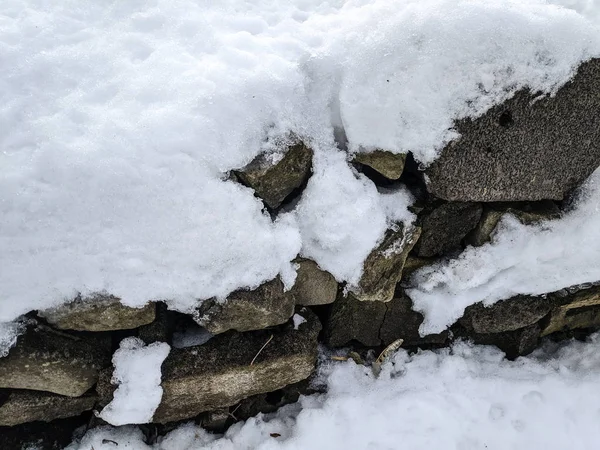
[
  {"xmin": 542, "ymin": 286, "xmax": 600, "ymax": 336},
  {"xmin": 353, "ymin": 150, "xmax": 407, "ymax": 180},
  {"xmin": 289, "ymin": 258, "xmax": 338, "ymax": 306},
  {"xmin": 414, "ymin": 202, "xmax": 482, "ymax": 257},
  {"xmin": 234, "ymin": 142, "xmax": 313, "ymax": 209},
  {"xmin": 351, "ymin": 224, "xmax": 421, "ymax": 302},
  {"xmin": 425, "ymin": 58, "xmax": 600, "ymax": 202},
  {"xmin": 0, "ymin": 390, "xmax": 96, "ymax": 426},
  {"xmin": 152, "ymin": 309, "xmax": 321, "ymax": 423},
  {"xmin": 467, "ymin": 323, "xmax": 541, "ymax": 359},
  {"xmin": 0, "ymin": 325, "xmax": 110, "ymax": 397},
  {"xmin": 460, "ymin": 295, "xmax": 552, "ymax": 334},
  {"xmin": 138, "ymin": 302, "xmax": 173, "ymax": 345},
  {"xmin": 39, "ymin": 294, "xmax": 155, "ymax": 332},
  {"xmin": 196, "ymin": 278, "xmax": 296, "ymax": 334},
  {"xmin": 467, "ymin": 201, "xmax": 561, "ymax": 247}
]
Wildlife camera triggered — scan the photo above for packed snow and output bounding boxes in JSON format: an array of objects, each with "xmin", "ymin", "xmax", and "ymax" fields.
[
  {"xmin": 98, "ymin": 337, "xmax": 170, "ymax": 426},
  {"xmin": 69, "ymin": 332, "xmax": 600, "ymax": 450},
  {"xmin": 2, "ymin": 0, "xmax": 600, "ymax": 330}
]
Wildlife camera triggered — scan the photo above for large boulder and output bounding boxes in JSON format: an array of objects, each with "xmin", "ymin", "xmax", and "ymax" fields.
[
  {"xmin": 353, "ymin": 150, "xmax": 406, "ymax": 180},
  {"xmin": 39, "ymin": 294, "xmax": 155, "ymax": 332},
  {"xmin": 414, "ymin": 202, "xmax": 482, "ymax": 257},
  {"xmin": 425, "ymin": 58, "xmax": 600, "ymax": 202},
  {"xmin": 0, "ymin": 325, "xmax": 110, "ymax": 397},
  {"xmin": 288, "ymin": 258, "xmax": 338, "ymax": 306},
  {"xmin": 196, "ymin": 278, "xmax": 295, "ymax": 334},
  {"xmin": 542, "ymin": 285, "xmax": 600, "ymax": 336},
  {"xmin": 234, "ymin": 142, "xmax": 313, "ymax": 209},
  {"xmin": 351, "ymin": 224, "xmax": 421, "ymax": 302},
  {"xmin": 0, "ymin": 390, "xmax": 96, "ymax": 427},
  {"xmin": 151, "ymin": 309, "xmax": 321, "ymax": 423}
]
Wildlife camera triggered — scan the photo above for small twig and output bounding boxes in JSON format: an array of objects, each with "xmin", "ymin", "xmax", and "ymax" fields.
[
  {"xmin": 330, "ymin": 355, "xmax": 349, "ymax": 361},
  {"xmin": 250, "ymin": 334, "xmax": 273, "ymax": 366},
  {"xmin": 228, "ymin": 403, "xmax": 242, "ymax": 421}
]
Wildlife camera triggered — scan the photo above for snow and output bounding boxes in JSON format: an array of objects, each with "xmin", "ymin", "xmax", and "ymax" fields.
[
  {"xmin": 2, "ymin": 0, "xmax": 600, "ymax": 325},
  {"xmin": 292, "ymin": 313, "xmax": 307, "ymax": 330},
  {"xmin": 409, "ymin": 167, "xmax": 600, "ymax": 335},
  {"xmin": 69, "ymin": 332, "xmax": 600, "ymax": 450},
  {"xmin": 99, "ymin": 337, "xmax": 170, "ymax": 426},
  {"xmin": 0, "ymin": 321, "xmax": 23, "ymax": 358}
]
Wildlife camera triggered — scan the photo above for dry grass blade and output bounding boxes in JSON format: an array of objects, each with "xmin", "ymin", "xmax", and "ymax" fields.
[
  {"xmin": 331, "ymin": 355, "xmax": 349, "ymax": 361},
  {"xmin": 250, "ymin": 334, "xmax": 273, "ymax": 366}
]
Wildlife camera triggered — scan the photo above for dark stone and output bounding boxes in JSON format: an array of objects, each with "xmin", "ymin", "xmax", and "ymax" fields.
[
  {"xmin": 289, "ymin": 258, "xmax": 338, "ymax": 306},
  {"xmin": 0, "ymin": 390, "xmax": 96, "ymax": 426},
  {"xmin": 152, "ymin": 309, "xmax": 321, "ymax": 423},
  {"xmin": 138, "ymin": 303, "xmax": 174, "ymax": 345},
  {"xmin": 195, "ymin": 278, "xmax": 296, "ymax": 334},
  {"xmin": 467, "ymin": 323, "xmax": 541, "ymax": 359},
  {"xmin": 425, "ymin": 58, "xmax": 600, "ymax": 202},
  {"xmin": 351, "ymin": 224, "xmax": 421, "ymax": 302},
  {"xmin": 400, "ymin": 256, "xmax": 436, "ymax": 282},
  {"xmin": 39, "ymin": 294, "xmax": 156, "ymax": 332},
  {"xmin": 353, "ymin": 150, "xmax": 407, "ymax": 180},
  {"xmin": 0, "ymin": 325, "xmax": 111, "ymax": 397},
  {"xmin": 414, "ymin": 202, "xmax": 482, "ymax": 257},
  {"xmin": 0, "ymin": 415, "xmax": 89, "ymax": 450},
  {"xmin": 234, "ymin": 142, "xmax": 313, "ymax": 209},
  {"xmin": 460, "ymin": 295, "xmax": 552, "ymax": 334}
]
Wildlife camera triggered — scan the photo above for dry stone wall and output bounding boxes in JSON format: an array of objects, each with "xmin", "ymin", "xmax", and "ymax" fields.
[{"xmin": 2, "ymin": 58, "xmax": 600, "ymax": 449}]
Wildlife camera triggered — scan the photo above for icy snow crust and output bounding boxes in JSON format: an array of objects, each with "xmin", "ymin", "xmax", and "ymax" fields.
[
  {"xmin": 69, "ymin": 333, "xmax": 600, "ymax": 449},
  {"xmin": 2, "ymin": 1, "xmax": 600, "ymax": 328}
]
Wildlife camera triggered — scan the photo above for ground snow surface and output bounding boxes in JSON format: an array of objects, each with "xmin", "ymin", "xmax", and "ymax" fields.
[
  {"xmin": 99, "ymin": 337, "xmax": 170, "ymax": 426},
  {"xmin": 2, "ymin": 0, "xmax": 600, "ymax": 331},
  {"xmin": 70, "ymin": 332, "xmax": 600, "ymax": 450}
]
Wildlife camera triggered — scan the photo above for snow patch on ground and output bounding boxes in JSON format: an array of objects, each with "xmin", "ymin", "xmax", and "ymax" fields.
[
  {"xmin": 2, "ymin": 0, "xmax": 600, "ymax": 324},
  {"xmin": 0, "ymin": 321, "xmax": 24, "ymax": 358},
  {"xmin": 409, "ymin": 168, "xmax": 600, "ymax": 335},
  {"xmin": 99, "ymin": 337, "xmax": 170, "ymax": 426},
  {"xmin": 70, "ymin": 332, "xmax": 600, "ymax": 449}
]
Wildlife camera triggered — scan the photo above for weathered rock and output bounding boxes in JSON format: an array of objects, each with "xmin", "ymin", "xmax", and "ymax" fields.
[
  {"xmin": 353, "ymin": 150, "xmax": 407, "ymax": 180},
  {"xmin": 352, "ymin": 224, "xmax": 421, "ymax": 302},
  {"xmin": 467, "ymin": 323, "xmax": 541, "ymax": 359},
  {"xmin": 460, "ymin": 295, "xmax": 552, "ymax": 334},
  {"xmin": 138, "ymin": 302, "xmax": 173, "ymax": 345},
  {"xmin": 414, "ymin": 202, "xmax": 482, "ymax": 257},
  {"xmin": 326, "ymin": 292, "xmax": 387, "ymax": 347},
  {"xmin": 542, "ymin": 286, "xmax": 600, "ymax": 336},
  {"xmin": 288, "ymin": 258, "xmax": 338, "ymax": 306},
  {"xmin": 196, "ymin": 278, "xmax": 295, "ymax": 334},
  {"xmin": 400, "ymin": 256, "xmax": 435, "ymax": 281},
  {"xmin": 380, "ymin": 292, "xmax": 448, "ymax": 347},
  {"xmin": 425, "ymin": 58, "xmax": 600, "ymax": 202},
  {"xmin": 152, "ymin": 309, "xmax": 321, "ymax": 423},
  {"xmin": 39, "ymin": 294, "xmax": 155, "ymax": 332},
  {"xmin": 467, "ymin": 200, "xmax": 561, "ymax": 246},
  {"xmin": 0, "ymin": 390, "xmax": 96, "ymax": 426},
  {"xmin": 234, "ymin": 142, "xmax": 313, "ymax": 209},
  {"xmin": 0, "ymin": 325, "xmax": 110, "ymax": 397}
]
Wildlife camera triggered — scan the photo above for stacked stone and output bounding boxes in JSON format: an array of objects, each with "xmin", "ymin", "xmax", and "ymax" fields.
[{"xmin": 2, "ymin": 58, "xmax": 600, "ymax": 448}]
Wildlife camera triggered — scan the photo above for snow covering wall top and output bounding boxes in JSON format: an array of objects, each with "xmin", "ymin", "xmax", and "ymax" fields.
[{"xmin": 1, "ymin": 0, "xmax": 600, "ymax": 327}]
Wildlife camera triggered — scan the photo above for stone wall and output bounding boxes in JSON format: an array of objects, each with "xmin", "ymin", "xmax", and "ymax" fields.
[{"xmin": 2, "ymin": 58, "xmax": 600, "ymax": 449}]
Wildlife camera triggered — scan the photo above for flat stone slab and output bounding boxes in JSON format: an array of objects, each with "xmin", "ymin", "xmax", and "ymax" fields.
[
  {"xmin": 0, "ymin": 390, "xmax": 96, "ymax": 427},
  {"xmin": 288, "ymin": 258, "xmax": 338, "ymax": 306},
  {"xmin": 353, "ymin": 150, "xmax": 406, "ymax": 180},
  {"xmin": 543, "ymin": 285, "xmax": 600, "ymax": 336},
  {"xmin": 425, "ymin": 58, "xmax": 600, "ymax": 202}
]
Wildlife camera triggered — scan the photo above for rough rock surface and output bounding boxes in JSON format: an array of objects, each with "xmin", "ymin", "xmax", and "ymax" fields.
[
  {"xmin": 467, "ymin": 200, "xmax": 561, "ymax": 246},
  {"xmin": 543, "ymin": 286, "xmax": 600, "ymax": 336},
  {"xmin": 151, "ymin": 309, "xmax": 321, "ymax": 423},
  {"xmin": 39, "ymin": 295, "xmax": 155, "ymax": 332},
  {"xmin": 415, "ymin": 202, "xmax": 482, "ymax": 257},
  {"xmin": 425, "ymin": 58, "xmax": 600, "ymax": 202},
  {"xmin": 0, "ymin": 325, "xmax": 110, "ymax": 397},
  {"xmin": 234, "ymin": 142, "xmax": 313, "ymax": 209},
  {"xmin": 288, "ymin": 258, "xmax": 338, "ymax": 306},
  {"xmin": 460, "ymin": 295, "xmax": 552, "ymax": 334},
  {"xmin": 352, "ymin": 224, "xmax": 421, "ymax": 302},
  {"xmin": 196, "ymin": 278, "xmax": 295, "ymax": 334},
  {"xmin": 138, "ymin": 302, "xmax": 174, "ymax": 345},
  {"xmin": 353, "ymin": 150, "xmax": 407, "ymax": 180},
  {"xmin": 0, "ymin": 390, "xmax": 96, "ymax": 427},
  {"xmin": 400, "ymin": 256, "xmax": 435, "ymax": 281},
  {"xmin": 463, "ymin": 323, "xmax": 542, "ymax": 359}
]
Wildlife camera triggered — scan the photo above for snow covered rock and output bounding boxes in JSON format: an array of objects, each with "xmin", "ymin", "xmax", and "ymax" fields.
[
  {"xmin": 151, "ymin": 309, "xmax": 321, "ymax": 423},
  {"xmin": 0, "ymin": 390, "xmax": 96, "ymax": 427},
  {"xmin": 351, "ymin": 224, "xmax": 421, "ymax": 302},
  {"xmin": 425, "ymin": 58, "xmax": 600, "ymax": 202},
  {"xmin": 414, "ymin": 202, "xmax": 483, "ymax": 257},
  {"xmin": 542, "ymin": 285, "xmax": 600, "ymax": 336},
  {"xmin": 0, "ymin": 325, "xmax": 110, "ymax": 397},
  {"xmin": 467, "ymin": 200, "xmax": 561, "ymax": 247},
  {"xmin": 352, "ymin": 150, "xmax": 407, "ymax": 180},
  {"xmin": 39, "ymin": 295, "xmax": 155, "ymax": 332},
  {"xmin": 287, "ymin": 258, "xmax": 338, "ymax": 306},
  {"xmin": 234, "ymin": 142, "xmax": 313, "ymax": 209},
  {"xmin": 195, "ymin": 278, "xmax": 296, "ymax": 334}
]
